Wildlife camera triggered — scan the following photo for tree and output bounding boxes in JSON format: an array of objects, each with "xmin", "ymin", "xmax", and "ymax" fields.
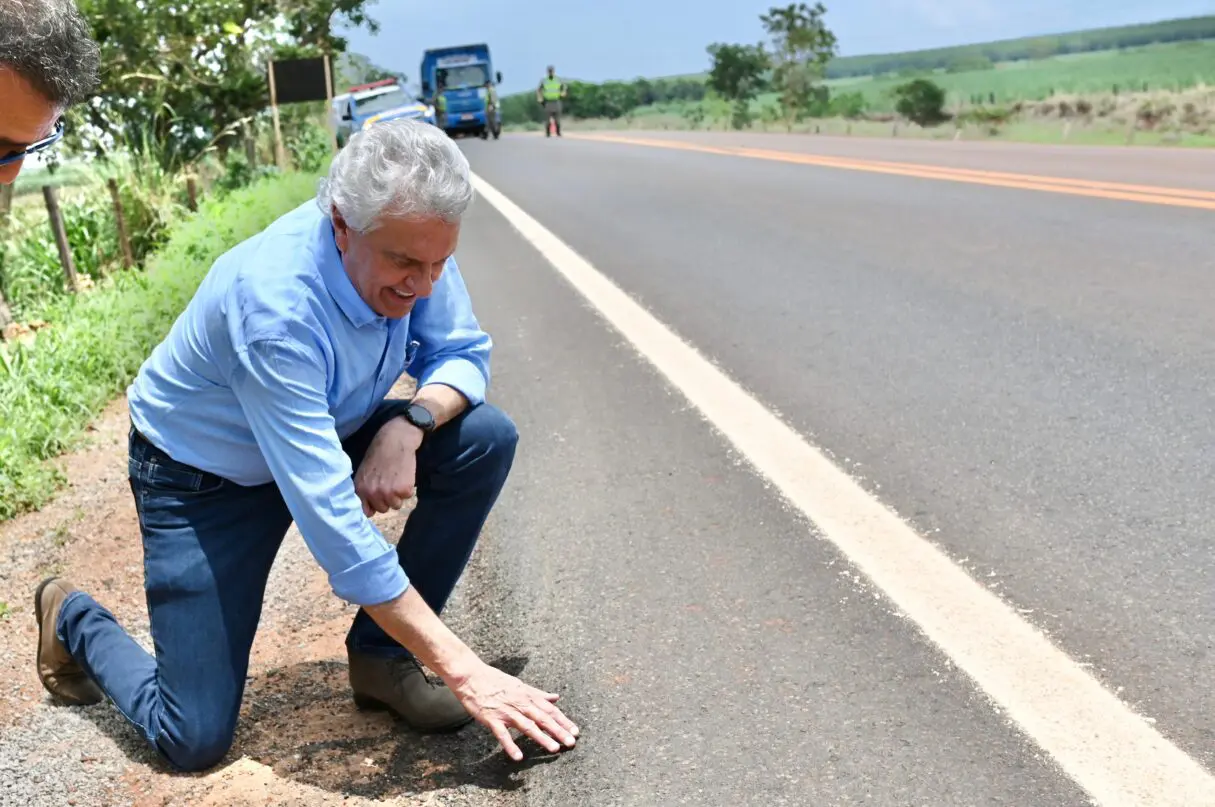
[
  {"xmin": 759, "ymin": 3, "xmax": 838, "ymax": 130},
  {"xmin": 893, "ymin": 78, "xmax": 948, "ymax": 127},
  {"xmin": 335, "ymin": 52, "xmax": 405, "ymax": 90},
  {"xmin": 68, "ymin": 0, "xmax": 379, "ymax": 169},
  {"xmin": 707, "ymin": 42, "xmax": 770, "ymax": 129}
]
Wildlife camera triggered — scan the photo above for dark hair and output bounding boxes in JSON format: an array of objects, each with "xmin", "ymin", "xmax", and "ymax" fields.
[{"xmin": 0, "ymin": 0, "xmax": 100, "ymax": 106}]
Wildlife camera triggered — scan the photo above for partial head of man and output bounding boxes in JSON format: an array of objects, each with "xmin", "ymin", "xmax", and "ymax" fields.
[
  {"xmin": 317, "ymin": 118, "xmax": 474, "ymax": 320},
  {"xmin": 0, "ymin": 0, "xmax": 100, "ymax": 184},
  {"xmin": 547, "ymin": 65, "xmax": 556, "ymax": 77}
]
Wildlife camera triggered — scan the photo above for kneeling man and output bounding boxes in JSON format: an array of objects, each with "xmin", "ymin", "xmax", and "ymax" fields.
[{"xmin": 34, "ymin": 118, "xmax": 578, "ymax": 771}]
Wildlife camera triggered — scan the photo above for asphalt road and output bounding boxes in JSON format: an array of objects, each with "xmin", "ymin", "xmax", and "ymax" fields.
[{"xmin": 444, "ymin": 133, "xmax": 1213, "ymax": 806}]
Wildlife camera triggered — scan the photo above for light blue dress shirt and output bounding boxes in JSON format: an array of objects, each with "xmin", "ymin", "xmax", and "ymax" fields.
[{"xmin": 127, "ymin": 200, "xmax": 492, "ymax": 606}]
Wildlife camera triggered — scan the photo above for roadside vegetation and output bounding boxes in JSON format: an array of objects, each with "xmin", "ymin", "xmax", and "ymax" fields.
[
  {"xmin": 0, "ymin": 173, "xmax": 318, "ymax": 521},
  {"xmin": 500, "ymin": 11, "xmax": 1215, "ymax": 147}
]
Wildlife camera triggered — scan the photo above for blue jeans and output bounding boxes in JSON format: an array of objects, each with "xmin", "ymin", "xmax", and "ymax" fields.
[{"xmin": 56, "ymin": 400, "xmax": 517, "ymax": 772}]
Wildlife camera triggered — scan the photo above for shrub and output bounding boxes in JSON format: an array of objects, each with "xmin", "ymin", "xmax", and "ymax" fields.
[
  {"xmin": 893, "ymin": 78, "xmax": 948, "ymax": 127},
  {"xmin": 829, "ymin": 91, "xmax": 867, "ymax": 119},
  {"xmin": 286, "ymin": 120, "xmax": 334, "ymax": 174}
]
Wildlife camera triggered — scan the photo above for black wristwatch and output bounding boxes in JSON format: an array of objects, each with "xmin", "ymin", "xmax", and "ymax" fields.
[{"xmin": 400, "ymin": 400, "xmax": 436, "ymax": 434}]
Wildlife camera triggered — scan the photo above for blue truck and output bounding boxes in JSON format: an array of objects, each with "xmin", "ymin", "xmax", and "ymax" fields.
[{"xmin": 420, "ymin": 44, "xmax": 503, "ymax": 140}]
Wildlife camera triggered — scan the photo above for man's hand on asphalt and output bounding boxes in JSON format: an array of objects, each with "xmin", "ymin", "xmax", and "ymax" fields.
[
  {"xmin": 365, "ymin": 586, "xmax": 580, "ymax": 763},
  {"xmin": 355, "ymin": 417, "xmax": 424, "ymax": 517},
  {"xmin": 450, "ymin": 661, "xmax": 580, "ymax": 761}
]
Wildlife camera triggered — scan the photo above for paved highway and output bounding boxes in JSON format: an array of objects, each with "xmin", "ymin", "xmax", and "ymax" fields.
[{"xmin": 443, "ymin": 133, "xmax": 1214, "ymax": 806}]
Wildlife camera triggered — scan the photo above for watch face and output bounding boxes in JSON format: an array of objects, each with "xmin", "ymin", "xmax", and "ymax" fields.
[{"xmin": 408, "ymin": 402, "xmax": 436, "ymax": 431}]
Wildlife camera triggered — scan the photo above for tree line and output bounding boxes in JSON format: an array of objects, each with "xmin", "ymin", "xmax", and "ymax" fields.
[
  {"xmin": 825, "ymin": 14, "xmax": 1215, "ymax": 79},
  {"xmin": 499, "ymin": 76, "xmax": 708, "ymax": 126}
]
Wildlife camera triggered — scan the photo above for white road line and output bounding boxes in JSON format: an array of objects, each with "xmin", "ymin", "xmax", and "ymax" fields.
[{"xmin": 470, "ymin": 172, "xmax": 1215, "ymax": 807}]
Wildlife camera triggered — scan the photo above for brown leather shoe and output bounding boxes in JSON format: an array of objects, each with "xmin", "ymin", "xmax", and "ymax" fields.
[
  {"xmin": 348, "ymin": 652, "xmax": 473, "ymax": 732},
  {"xmin": 34, "ymin": 578, "xmax": 103, "ymax": 706}
]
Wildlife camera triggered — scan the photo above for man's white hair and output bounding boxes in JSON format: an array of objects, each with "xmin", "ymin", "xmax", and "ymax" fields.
[{"xmin": 316, "ymin": 119, "xmax": 474, "ymax": 232}]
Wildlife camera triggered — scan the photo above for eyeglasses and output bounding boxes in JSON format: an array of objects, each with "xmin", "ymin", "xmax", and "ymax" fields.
[{"xmin": 0, "ymin": 119, "xmax": 65, "ymax": 167}]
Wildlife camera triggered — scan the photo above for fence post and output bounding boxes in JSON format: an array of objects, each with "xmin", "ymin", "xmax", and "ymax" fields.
[
  {"xmin": 0, "ymin": 183, "xmax": 12, "ymax": 220},
  {"xmin": 186, "ymin": 176, "xmax": 198, "ymax": 212},
  {"xmin": 42, "ymin": 185, "xmax": 78, "ymax": 293},
  {"xmin": 107, "ymin": 178, "xmax": 134, "ymax": 270},
  {"xmin": 323, "ymin": 52, "xmax": 339, "ymax": 155},
  {"xmin": 243, "ymin": 120, "xmax": 258, "ymax": 168},
  {"xmin": 267, "ymin": 59, "xmax": 287, "ymax": 170}
]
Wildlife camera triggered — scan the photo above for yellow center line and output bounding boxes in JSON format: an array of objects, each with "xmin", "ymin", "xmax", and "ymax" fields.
[{"xmin": 572, "ymin": 133, "xmax": 1215, "ymax": 211}]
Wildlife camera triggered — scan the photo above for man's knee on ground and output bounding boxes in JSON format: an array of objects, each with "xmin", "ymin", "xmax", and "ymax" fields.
[{"xmin": 156, "ymin": 719, "xmax": 237, "ymax": 773}]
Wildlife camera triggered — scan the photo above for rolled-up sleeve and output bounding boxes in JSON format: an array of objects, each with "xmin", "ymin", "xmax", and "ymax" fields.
[
  {"xmin": 229, "ymin": 337, "xmax": 407, "ymax": 606},
  {"xmin": 408, "ymin": 258, "xmax": 492, "ymax": 405}
]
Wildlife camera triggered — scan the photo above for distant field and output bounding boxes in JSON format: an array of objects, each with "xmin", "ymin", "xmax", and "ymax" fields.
[
  {"xmin": 11, "ymin": 161, "xmax": 92, "ymax": 198},
  {"xmin": 827, "ymin": 40, "xmax": 1215, "ymax": 112},
  {"xmin": 825, "ymin": 14, "xmax": 1215, "ymax": 79}
]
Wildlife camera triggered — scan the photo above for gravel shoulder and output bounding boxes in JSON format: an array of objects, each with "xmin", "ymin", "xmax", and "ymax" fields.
[{"xmin": 0, "ymin": 377, "xmax": 522, "ymax": 807}]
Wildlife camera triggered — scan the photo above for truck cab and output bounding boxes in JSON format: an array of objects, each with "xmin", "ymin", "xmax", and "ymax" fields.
[
  {"xmin": 420, "ymin": 44, "xmax": 503, "ymax": 140},
  {"xmin": 332, "ymin": 78, "xmax": 438, "ymax": 145}
]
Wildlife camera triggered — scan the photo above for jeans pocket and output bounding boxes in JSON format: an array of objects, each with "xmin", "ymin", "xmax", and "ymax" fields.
[{"xmin": 132, "ymin": 458, "xmax": 226, "ymax": 496}]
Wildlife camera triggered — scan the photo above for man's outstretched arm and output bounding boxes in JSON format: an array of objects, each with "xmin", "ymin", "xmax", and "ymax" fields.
[{"xmin": 229, "ymin": 336, "xmax": 576, "ymax": 759}]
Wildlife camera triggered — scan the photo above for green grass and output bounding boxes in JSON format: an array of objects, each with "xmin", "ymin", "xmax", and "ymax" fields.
[
  {"xmin": 825, "ymin": 40, "xmax": 1215, "ymax": 112},
  {"xmin": 0, "ymin": 171, "xmax": 317, "ymax": 522}
]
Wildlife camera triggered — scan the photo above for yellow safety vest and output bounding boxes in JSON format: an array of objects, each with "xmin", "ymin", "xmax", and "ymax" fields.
[{"xmin": 542, "ymin": 77, "xmax": 563, "ymax": 101}]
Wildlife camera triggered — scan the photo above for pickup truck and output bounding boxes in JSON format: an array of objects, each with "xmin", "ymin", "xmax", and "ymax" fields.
[{"xmin": 331, "ymin": 79, "xmax": 438, "ymax": 146}]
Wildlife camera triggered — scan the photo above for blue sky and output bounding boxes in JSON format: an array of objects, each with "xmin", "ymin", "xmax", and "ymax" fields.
[{"xmin": 341, "ymin": 0, "xmax": 1215, "ymax": 94}]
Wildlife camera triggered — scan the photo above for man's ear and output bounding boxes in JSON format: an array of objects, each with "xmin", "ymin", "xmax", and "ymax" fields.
[{"xmin": 332, "ymin": 206, "xmax": 351, "ymax": 254}]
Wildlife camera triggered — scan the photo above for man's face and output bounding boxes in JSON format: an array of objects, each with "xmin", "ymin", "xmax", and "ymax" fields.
[
  {"xmin": 333, "ymin": 209, "xmax": 460, "ymax": 320},
  {"xmin": 0, "ymin": 66, "xmax": 61, "ymax": 185}
]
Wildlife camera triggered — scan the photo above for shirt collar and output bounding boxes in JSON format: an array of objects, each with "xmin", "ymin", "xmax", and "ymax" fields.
[{"xmin": 316, "ymin": 215, "xmax": 382, "ymax": 329}]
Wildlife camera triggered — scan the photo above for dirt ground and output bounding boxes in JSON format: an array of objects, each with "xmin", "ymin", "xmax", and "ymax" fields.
[{"xmin": 0, "ymin": 380, "xmax": 524, "ymax": 807}]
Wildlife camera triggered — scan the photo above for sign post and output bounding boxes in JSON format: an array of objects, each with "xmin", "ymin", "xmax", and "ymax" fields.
[
  {"xmin": 323, "ymin": 53, "xmax": 338, "ymax": 154},
  {"xmin": 267, "ymin": 56, "xmax": 339, "ymax": 163}
]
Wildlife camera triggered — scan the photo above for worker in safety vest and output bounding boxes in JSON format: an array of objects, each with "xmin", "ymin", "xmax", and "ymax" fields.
[
  {"xmin": 484, "ymin": 79, "xmax": 500, "ymax": 133},
  {"xmin": 433, "ymin": 75, "xmax": 449, "ymax": 132},
  {"xmin": 535, "ymin": 65, "xmax": 567, "ymax": 137}
]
